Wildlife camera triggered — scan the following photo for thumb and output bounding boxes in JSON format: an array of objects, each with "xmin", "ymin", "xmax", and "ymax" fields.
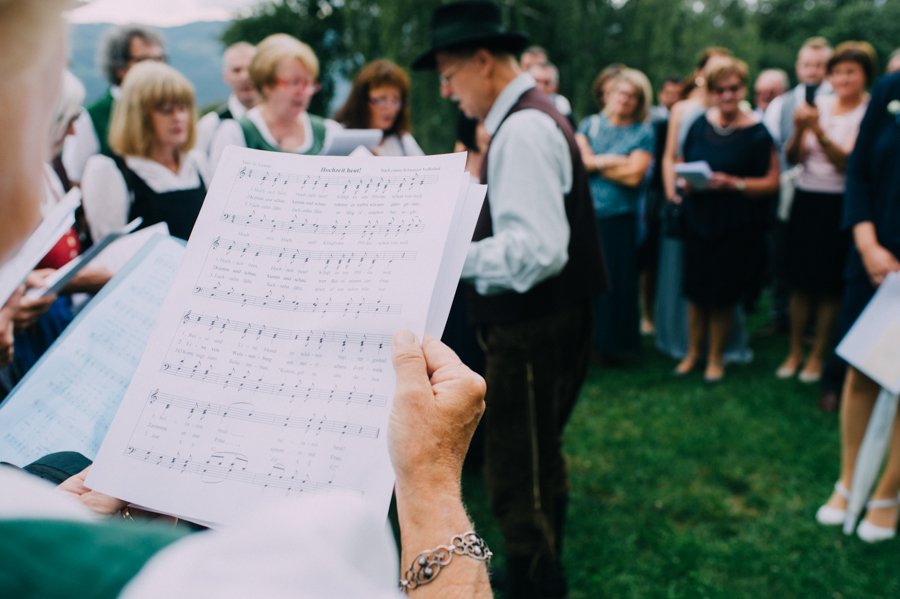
[{"xmin": 391, "ymin": 329, "xmax": 430, "ymax": 408}]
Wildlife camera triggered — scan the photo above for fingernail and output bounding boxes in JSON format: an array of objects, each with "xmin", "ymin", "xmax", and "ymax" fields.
[{"xmin": 393, "ymin": 329, "xmax": 417, "ymax": 346}]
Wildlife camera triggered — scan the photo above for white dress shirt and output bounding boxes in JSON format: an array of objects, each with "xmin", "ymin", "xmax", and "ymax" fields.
[
  {"xmin": 461, "ymin": 73, "xmax": 572, "ymax": 296},
  {"xmin": 195, "ymin": 94, "xmax": 251, "ymax": 158}
]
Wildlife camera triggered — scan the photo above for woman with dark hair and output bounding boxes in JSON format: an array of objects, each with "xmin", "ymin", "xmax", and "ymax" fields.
[
  {"xmin": 677, "ymin": 57, "xmax": 780, "ymax": 383},
  {"xmin": 816, "ymin": 71, "xmax": 900, "ymax": 543},
  {"xmin": 334, "ymin": 59, "xmax": 423, "ymax": 156},
  {"xmin": 777, "ymin": 41, "xmax": 874, "ymax": 383}
]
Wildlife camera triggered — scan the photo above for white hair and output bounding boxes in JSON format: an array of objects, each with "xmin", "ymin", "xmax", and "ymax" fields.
[{"xmin": 49, "ymin": 69, "xmax": 85, "ymax": 149}]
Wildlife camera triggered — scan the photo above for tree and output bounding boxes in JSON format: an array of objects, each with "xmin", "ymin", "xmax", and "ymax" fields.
[{"xmin": 222, "ymin": 0, "xmax": 900, "ymax": 152}]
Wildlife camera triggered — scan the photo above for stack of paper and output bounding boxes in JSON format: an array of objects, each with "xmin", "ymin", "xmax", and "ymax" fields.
[
  {"xmin": 0, "ymin": 189, "xmax": 80, "ymax": 305},
  {"xmin": 0, "ymin": 235, "xmax": 183, "ymax": 465},
  {"xmin": 87, "ymin": 148, "xmax": 485, "ymax": 526},
  {"xmin": 674, "ymin": 161, "xmax": 713, "ymax": 190}
]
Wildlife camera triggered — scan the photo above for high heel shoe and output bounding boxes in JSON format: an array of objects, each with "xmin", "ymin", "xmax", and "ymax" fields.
[
  {"xmin": 815, "ymin": 482, "xmax": 849, "ymax": 526},
  {"xmin": 857, "ymin": 495, "xmax": 900, "ymax": 543},
  {"xmin": 798, "ymin": 369, "xmax": 822, "ymax": 384}
]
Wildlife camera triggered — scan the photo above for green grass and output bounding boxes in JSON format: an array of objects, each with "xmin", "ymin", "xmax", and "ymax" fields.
[{"xmin": 460, "ymin": 306, "xmax": 900, "ymax": 599}]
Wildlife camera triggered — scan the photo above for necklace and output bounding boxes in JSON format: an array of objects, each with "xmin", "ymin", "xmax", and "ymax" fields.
[{"xmin": 710, "ymin": 119, "xmax": 738, "ymax": 136}]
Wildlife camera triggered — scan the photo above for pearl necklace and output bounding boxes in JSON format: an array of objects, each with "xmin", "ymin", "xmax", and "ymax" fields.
[{"xmin": 710, "ymin": 119, "xmax": 738, "ymax": 136}]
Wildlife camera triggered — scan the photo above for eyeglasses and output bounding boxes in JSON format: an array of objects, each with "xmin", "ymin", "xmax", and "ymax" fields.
[
  {"xmin": 712, "ymin": 84, "xmax": 743, "ymax": 95},
  {"xmin": 129, "ymin": 54, "xmax": 167, "ymax": 64},
  {"xmin": 153, "ymin": 102, "xmax": 189, "ymax": 115},
  {"xmin": 274, "ymin": 77, "xmax": 321, "ymax": 93},
  {"xmin": 439, "ymin": 60, "xmax": 468, "ymax": 87},
  {"xmin": 369, "ymin": 96, "xmax": 402, "ymax": 108}
]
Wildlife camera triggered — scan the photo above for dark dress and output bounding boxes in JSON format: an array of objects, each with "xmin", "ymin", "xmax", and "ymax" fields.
[
  {"xmin": 786, "ymin": 188, "xmax": 849, "ymax": 295},
  {"xmin": 682, "ymin": 117, "xmax": 775, "ymax": 308},
  {"xmin": 836, "ymin": 73, "xmax": 900, "ymax": 345},
  {"xmin": 112, "ymin": 156, "xmax": 206, "ymax": 241}
]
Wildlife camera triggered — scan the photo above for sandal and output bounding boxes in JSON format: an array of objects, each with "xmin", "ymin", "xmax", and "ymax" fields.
[{"xmin": 815, "ymin": 481, "xmax": 849, "ymax": 526}]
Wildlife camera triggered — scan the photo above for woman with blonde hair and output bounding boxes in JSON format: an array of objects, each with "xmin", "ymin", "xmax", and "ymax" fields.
[
  {"xmin": 81, "ymin": 61, "xmax": 207, "ymax": 241},
  {"xmin": 677, "ymin": 57, "xmax": 780, "ymax": 382},
  {"xmin": 333, "ymin": 59, "xmax": 423, "ymax": 156},
  {"xmin": 210, "ymin": 33, "xmax": 341, "ymax": 169},
  {"xmin": 576, "ymin": 67, "xmax": 655, "ymax": 360}
]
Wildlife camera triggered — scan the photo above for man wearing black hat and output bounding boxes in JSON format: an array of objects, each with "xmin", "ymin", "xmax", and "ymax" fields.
[{"xmin": 414, "ymin": 2, "xmax": 606, "ymax": 597}]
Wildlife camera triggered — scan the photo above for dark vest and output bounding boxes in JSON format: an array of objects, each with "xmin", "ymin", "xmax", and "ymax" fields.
[
  {"xmin": 469, "ymin": 87, "xmax": 607, "ymax": 325},
  {"xmin": 87, "ymin": 89, "xmax": 116, "ymax": 157},
  {"xmin": 216, "ymin": 104, "xmax": 234, "ymax": 121},
  {"xmin": 112, "ymin": 156, "xmax": 207, "ymax": 241}
]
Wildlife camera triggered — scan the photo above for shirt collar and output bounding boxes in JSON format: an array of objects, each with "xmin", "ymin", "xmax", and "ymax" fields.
[
  {"xmin": 227, "ymin": 94, "xmax": 249, "ymax": 119},
  {"xmin": 483, "ymin": 73, "xmax": 536, "ymax": 135}
]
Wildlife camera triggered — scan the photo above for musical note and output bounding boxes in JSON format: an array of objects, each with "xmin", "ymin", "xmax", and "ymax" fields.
[
  {"xmin": 216, "ymin": 213, "xmax": 425, "ymax": 236},
  {"xmin": 125, "ymin": 446, "xmax": 343, "ymax": 493},
  {"xmin": 159, "ymin": 362, "xmax": 387, "ymax": 406},
  {"xmin": 146, "ymin": 390, "xmax": 380, "ymax": 438},
  {"xmin": 192, "ymin": 286, "xmax": 401, "ymax": 315},
  {"xmin": 209, "ymin": 237, "xmax": 416, "ymax": 265},
  {"xmin": 178, "ymin": 312, "xmax": 389, "ymax": 350}
]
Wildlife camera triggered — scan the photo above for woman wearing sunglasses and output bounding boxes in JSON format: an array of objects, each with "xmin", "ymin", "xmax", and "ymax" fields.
[{"xmin": 676, "ymin": 57, "xmax": 780, "ymax": 383}]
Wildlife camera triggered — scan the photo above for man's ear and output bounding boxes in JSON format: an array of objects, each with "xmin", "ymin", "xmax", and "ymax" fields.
[{"xmin": 473, "ymin": 49, "xmax": 494, "ymax": 76}]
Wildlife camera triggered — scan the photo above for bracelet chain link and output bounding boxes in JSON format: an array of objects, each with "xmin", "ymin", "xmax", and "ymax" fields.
[{"xmin": 399, "ymin": 531, "xmax": 492, "ymax": 591}]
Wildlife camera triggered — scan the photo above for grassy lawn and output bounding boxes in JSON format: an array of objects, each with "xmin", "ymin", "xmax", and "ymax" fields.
[{"xmin": 460, "ymin": 307, "xmax": 900, "ymax": 598}]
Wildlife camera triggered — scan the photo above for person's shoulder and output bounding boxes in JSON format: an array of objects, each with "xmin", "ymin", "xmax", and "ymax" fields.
[
  {"xmin": 504, "ymin": 108, "xmax": 562, "ymax": 136},
  {"xmin": 83, "ymin": 154, "xmax": 117, "ymax": 178},
  {"xmin": 86, "ymin": 89, "xmax": 113, "ymax": 111},
  {"xmin": 185, "ymin": 148, "xmax": 208, "ymax": 169},
  {"xmin": 871, "ymin": 72, "xmax": 900, "ymax": 105},
  {"xmin": 198, "ymin": 110, "xmax": 220, "ymax": 127},
  {"xmin": 745, "ymin": 120, "xmax": 774, "ymax": 145}
]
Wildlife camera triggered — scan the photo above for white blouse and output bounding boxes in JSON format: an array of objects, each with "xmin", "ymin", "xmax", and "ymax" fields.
[
  {"xmin": 81, "ymin": 150, "xmax": 209, "ymax": 241},
  {"xmin": 375, "ymin": 132, "xmax": 425, "ymax": 157},
  {"xmin": 208, "ymin": 107, "xmax": 342, "ymax": 174},
  {"xmin": 796, "ymin": 95, "xmax": 868, "ymax": 194}
]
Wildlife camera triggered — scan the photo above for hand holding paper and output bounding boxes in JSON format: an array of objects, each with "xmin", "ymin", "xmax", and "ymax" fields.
[{"xmin": 674, "ymin": 161, "xmax": 713, "ymax": 191}]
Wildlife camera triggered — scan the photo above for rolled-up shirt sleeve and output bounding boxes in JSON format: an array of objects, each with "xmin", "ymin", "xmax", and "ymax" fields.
[{"xmin": 461, "ymin": 109, "xmax": 572, "ymax": 295}]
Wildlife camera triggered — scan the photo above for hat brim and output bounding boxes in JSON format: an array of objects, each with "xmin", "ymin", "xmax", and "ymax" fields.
[{"xmin": 411, "ymin": 31, "xmax": 529, "ymax": 70}]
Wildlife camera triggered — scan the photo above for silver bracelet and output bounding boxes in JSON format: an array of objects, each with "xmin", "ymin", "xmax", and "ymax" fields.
[{"xmin": 399, "ymin": 531, "xmax": 492, "ymax": 591}]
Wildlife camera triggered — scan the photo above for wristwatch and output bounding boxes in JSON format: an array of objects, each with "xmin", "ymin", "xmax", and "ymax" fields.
[{"xmin": 735, "ymin": 178, "xmax": 746, "ymax": 192}]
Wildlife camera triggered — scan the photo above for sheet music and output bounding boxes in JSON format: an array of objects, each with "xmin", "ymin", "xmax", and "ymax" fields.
[
  {"xmin": 837, "ymin": 272, "xmax": 900, "ymax": 394},
  {"xmin": 25, "ymin": 217, "xmax": 144, "ymax": 299},
  {"xmin": 674, "ymin": 161, "xmax": 713, "ymax": 190},
  {"xmin": 88, "ymin": 148, "xmax": 478, "ymax": 526},
  {"xmin": 321, "ymin": 128, "xmax": 382, "ymax": 156},
  {"xmin": 0, "ymin": 188, "xmax": 80, "ymax": 305},
  {"xmin": 91, "ymin": 222, "xmax": 170, "ymax": 274},
  {"xmin": 0, "ymin": 235, "xmax": 184, "ymax": 466}
]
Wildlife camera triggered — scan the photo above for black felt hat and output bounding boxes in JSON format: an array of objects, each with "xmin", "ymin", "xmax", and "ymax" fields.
[{"xmin": 411, "ymin": 1, "xmax": 529, "ymax": 70}]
